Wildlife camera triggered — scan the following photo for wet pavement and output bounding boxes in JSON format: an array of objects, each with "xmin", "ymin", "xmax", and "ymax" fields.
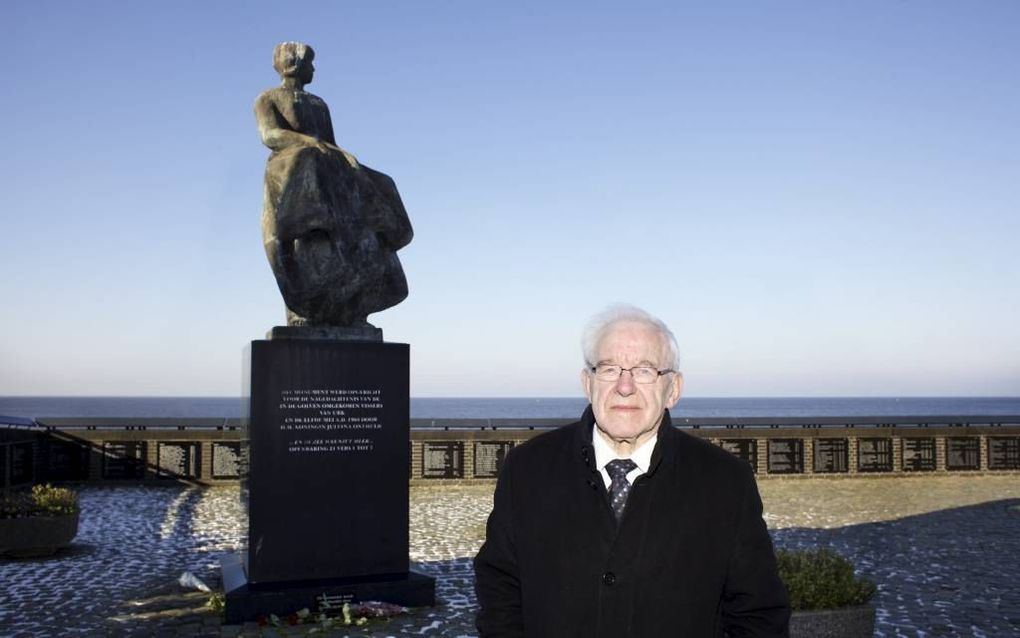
[{"xmin": 0, "ymin": 475, "xmax": 1018, "ymax": 636}]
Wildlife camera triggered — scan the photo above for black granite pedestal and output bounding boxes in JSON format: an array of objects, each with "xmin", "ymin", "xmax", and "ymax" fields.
[{"xmin": 223, "ymin": 338, "xmax": 434, "ymax": 623}]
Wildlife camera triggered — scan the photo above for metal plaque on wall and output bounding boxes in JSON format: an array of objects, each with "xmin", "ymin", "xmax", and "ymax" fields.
[
  {"xmin": 421, "ymin": 441, "xmax": 464, "ymax": 479},
  {"xmin": 212, "ymin": 442, "xmax": 242, "ymax": 478},
  {"xmin": 45, "ymin": 439, "xmax": 90, "ymax": 481},
  {"xmin": 902, "ymin": 438, "xmax": 936, "ymax": 472},
  {"xmin": 10, "ymin": 442, "xmax": 34, "ymax": 486},
  {"xmin": 946, "ymin": 437, "xmax": 981, "ymax": 471},
  {"xmin": 157, "ymin": 442, "xmax": 201, "ymax": 479},
  {"xmin": 473, "ymin": 441, "xmax": 514, "ymax": 478},
  {"xmin": 719, "ymin": 439, "xmax": 758, "ymax": 472},
  {"xmin": 813, "ymin": 438, "xmax": 849, "ymax": 473},
  {"xmin": 102, "ymin": 441, "xmax": 147, "ymax": 479},
  {"xmin": 988, "ymin": 436, "xmax": 1020, "ymax": 470},
  {"xmin": 858, "ymin": 438, "xmax": 893, "ymax": 473},
  {"xmin": 767, "ymin": 439, "xmax": 804, "ymax": 474}
]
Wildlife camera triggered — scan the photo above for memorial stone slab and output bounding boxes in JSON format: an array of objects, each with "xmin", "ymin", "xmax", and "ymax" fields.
[
  {"xmin": 102, "ymin": 442, "xmax": 147, "ymax": 479},
  {"xmin": 225, "ymin": 338, "xmax": 433, "ymax": 622},
  {"xmin": 902, "ymin": 437, "xmax": 936, "ymax": 471},
  {"xmin": 157, "ymin": 442, "xmax": 201, "ymax": 479},
  {"xmin": 421, "ymin": 441, "xmax": 464, "ymax": 479},
  {"xmin": 473, "ymin": 441, "xmax": 514, "ymax": 479},
  {"xmin": 243, "ymin": 339, "xmax": 411, "ymax": 583},
  {"xmin": 813, "ymin": 438, "xmax": 849, "ymax": 473},
  {"xmin": 767, "ymin": 439, "xmax": 804, "ymax": 474},
  {"xmin": 212, "ymin": 442, "xmax": 243, "ymax": 479},
  {"xmin": 10, "ymin": 442, "xmax": 34, "ymax": 486},
  {"xmin": 44, "ymin": 438, "xmax": 90, "ymax": 481},
  {"xmin": 858, "ymin": 438, "xmax": 893, "ymax": 472},
  {"xmin": 946, "ymin": 436, "xmax": 981, "ymax": 471},
  {"xmin": 719, "ymin": 439, "xmax": 757, "ymax": 472},
  {"xmin": 988, "ymin": 436, "xmax": 1020, "ymax": 470}
]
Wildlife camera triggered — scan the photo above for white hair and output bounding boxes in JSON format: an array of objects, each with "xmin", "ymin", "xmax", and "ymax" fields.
[{"xmin": 581, "ymin": 304, "xmax": 681, "ymax": 372}]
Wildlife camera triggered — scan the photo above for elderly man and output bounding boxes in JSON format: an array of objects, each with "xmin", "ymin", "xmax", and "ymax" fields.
[{"xmin": 474, "ymin": 305, "xmax": 790, "ymax": 637}]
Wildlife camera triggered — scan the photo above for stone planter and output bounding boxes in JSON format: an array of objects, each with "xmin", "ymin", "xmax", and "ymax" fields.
[
  {"xmin": 790, "ymin": 603, "xmax": 875, "ymax": 638},
  {"xmin": 0, "ymin": 512, "xmax": 80, "ymax": 558}
]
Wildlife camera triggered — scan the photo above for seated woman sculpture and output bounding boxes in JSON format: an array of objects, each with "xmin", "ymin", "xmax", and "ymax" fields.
[{"xmin": 255, "ymin": 42, "xmax": 412, "ymax": 337}]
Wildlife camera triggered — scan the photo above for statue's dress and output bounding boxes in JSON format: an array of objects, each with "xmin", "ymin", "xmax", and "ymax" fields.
[{"xmin": 257, "ymin": 87, "xmax": 412, "ymax": 326}]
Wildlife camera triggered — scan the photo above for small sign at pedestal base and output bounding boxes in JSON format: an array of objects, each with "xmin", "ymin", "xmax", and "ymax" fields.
[{"xmin": 221, "ymin": 552, "xmax": 435, "ymax": 625}]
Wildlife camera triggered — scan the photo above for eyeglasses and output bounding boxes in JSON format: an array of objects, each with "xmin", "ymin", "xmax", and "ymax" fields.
[{"xmin": 588, "ymin": 364, "xmax": 674, "ymax": 384}]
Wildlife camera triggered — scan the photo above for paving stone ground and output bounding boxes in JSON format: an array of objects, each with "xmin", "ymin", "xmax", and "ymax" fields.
[{"xmin": 0, "ymin": 475, "xmax": 1018, "ymax": 637}]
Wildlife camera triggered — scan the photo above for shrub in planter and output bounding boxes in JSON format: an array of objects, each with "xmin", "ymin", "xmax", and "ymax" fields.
[
  {"xmin": 29, "ymin": 484, "xmax": 79, "ymax": 516},
  {"xmin": 777, "ymin": 547, "xmax": 876, "ymax": 610},
  {"xmin": 0, "ymin": 484, "xmax": 80, "ymax": 558},
  {"xmin": 777, "ymin": 548, "xmax": 877, "ymax": 638}
]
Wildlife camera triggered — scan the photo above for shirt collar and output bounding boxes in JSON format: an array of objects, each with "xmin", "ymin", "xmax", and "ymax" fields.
[{"xmin": 592, "ymin": 422, "xmax": 657, "ymax": 473}]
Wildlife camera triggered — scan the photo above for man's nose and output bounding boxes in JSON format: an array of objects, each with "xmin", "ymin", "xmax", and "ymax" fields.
[{"xmin": 614, "ymin": 370, "xmax": 637, "ymax": 395}]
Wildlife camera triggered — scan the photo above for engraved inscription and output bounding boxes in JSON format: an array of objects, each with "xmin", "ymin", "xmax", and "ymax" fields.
[
  {"xmin": 213, "ymin": 442, "xmax": 242, "ymax": 478},
  {"xmin": 278, "ymin": 388, "xmax": 384, "ymax": 455},
  {"xmin": 317, "ymin": 592, "xmax": 356, "ymax": 616},
  {"xmin": 767, "ymin": 439, "xmax": 803, "ymax": 474},
  {"xmin": 719, "ymin": 439, "xmax": 757, "ymax": 472},
  {"xmin": 474, "ymin": 441, "xmax": 514, "ymax": 478},
  {"xmin": 858, "ymin": 438, "xmax": 893, "ymax": 472},
  {"xmin": 157, "ymin": 442, "xmax": 200, "ymax": 478},
  {"xmin": 902, "ymin": 438, "xmax": 936, "ymax": 471},
  {"xmin": 946, "ymin": 437, "xmax": 981, "ymax": 471},
  {"xmin": 46, "ymin": 440, "xmax": 89, "ymax": 481},
  {"xmin": 813, "ymin": 438, "xmax": 848, "ymax": 473},
  {"xmin": 988, "ymin": 436, "xmax": 1020, "ymax": 470},
  {"xmin": 10, "ymin": 442, "xmax": 33, "ymax": 485},
  {"xmin": 102, "ymin": 442, "xmax": 147, "ymax": 479},
  {"xmin": 288, "ymin": 437, "xmax": 374, "ymax": 454},
  {"xmin": 422, "ymin": 441, "xmax": 464, "ymax": 479}
]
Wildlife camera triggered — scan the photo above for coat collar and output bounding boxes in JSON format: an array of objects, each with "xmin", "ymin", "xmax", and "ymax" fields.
[{"xmin": 576, "ymin": 405, "xmax": 675, "ymax": 478}]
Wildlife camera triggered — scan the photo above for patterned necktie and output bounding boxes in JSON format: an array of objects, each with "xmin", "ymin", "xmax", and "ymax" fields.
[{"xmin": 605, "ymin": 458, "xmax": 638, "ymax": 521}]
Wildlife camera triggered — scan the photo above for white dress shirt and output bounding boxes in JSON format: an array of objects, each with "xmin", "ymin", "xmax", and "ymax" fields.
[{"xmin": 592, "ymin": 424, "xmax": 657, "ymax": 489}]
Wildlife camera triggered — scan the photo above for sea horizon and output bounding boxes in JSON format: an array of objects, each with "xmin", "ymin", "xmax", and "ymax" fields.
[{"xmin": 2, "ymin": 395, "xmax": 1019, "ymax": 420}]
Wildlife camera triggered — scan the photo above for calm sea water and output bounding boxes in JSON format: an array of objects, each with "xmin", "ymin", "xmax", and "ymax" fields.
[{"xmin": 1, "ymin": 396, "xmax": 1018, "ymax": 420}]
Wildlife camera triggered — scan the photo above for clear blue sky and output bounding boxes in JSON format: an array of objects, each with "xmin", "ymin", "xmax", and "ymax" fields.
[{"xmin": 2, "ymin": 1, "xmax": 1018, "ymax": 398}]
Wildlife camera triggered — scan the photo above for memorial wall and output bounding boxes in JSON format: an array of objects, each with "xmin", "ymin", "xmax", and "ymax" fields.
[{"xmin": 2, "ymin": 418, "xmax": 1017, "ymax": 486}]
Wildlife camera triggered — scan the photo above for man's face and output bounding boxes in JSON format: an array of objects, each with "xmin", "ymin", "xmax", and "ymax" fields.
[{"xmin": 581, "ymin": 320, "xmax": 683, "ymax": 445}]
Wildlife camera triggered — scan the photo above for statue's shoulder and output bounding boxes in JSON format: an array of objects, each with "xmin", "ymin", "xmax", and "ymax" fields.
[
  {"xmin": 255, "ymin": 87, "xmax": 289, "ymax": 106},
  {"xmin": 255, "ymin": 88, "xmax": 328, "ymax": 109},
  {"xmin": 303, "ymin": 91, "xmax": 327, "ymax": 105}
]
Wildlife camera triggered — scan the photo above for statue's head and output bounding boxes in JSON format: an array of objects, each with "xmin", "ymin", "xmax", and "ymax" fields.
[{"xmin": 273, "ymin": 41, "xmax": 315, "ymax": 84}]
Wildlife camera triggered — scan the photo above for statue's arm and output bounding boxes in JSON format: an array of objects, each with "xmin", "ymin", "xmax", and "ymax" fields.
[
  {"xmin": 317, "ymin": 104, "xmax": 359, "ymax": 167},
  {"xmin": 254, "ymin": 92, "xmax": 329, "ymax": 153},
  {"xmin": 254, "ymin": 93, "xmax": 359, "ymax": 168}
]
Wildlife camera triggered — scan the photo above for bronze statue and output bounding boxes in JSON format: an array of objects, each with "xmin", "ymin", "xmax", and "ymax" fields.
[{"xmin": 255, "ymin": 42, "xmax": 412, "ymax": 340}]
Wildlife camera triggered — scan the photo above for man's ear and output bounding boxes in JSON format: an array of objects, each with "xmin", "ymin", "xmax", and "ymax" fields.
[{"xmin": 666, "ymin": 373, "xmax": 683, "ymax": 409}]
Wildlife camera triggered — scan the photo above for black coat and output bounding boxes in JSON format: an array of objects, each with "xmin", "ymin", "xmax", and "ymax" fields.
[{"xmin": 474, "ymin": 407, "xmax": 790, "ymax": 637}]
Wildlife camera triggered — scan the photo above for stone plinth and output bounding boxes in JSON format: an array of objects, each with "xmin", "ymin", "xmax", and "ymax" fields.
[{"xmin": 224, "ymin": 338, "xmax": 434, "ymax": 623}]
